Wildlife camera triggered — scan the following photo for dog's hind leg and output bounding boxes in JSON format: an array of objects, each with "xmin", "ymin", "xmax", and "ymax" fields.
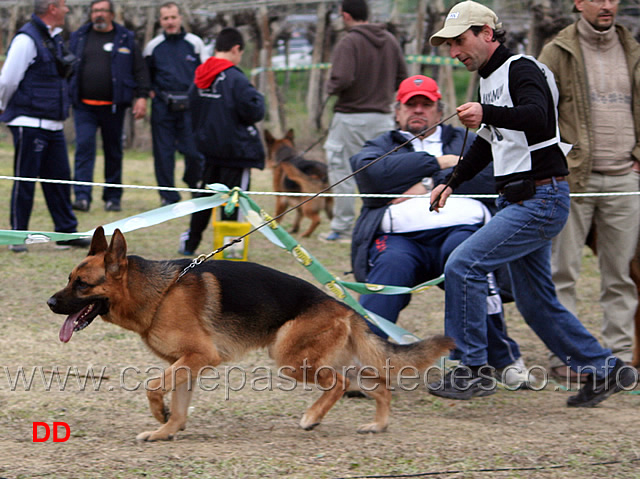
[
  {"xmin": 300, "ymin": 208, "xmax": 321, "ymax": 238},
  {"xmin": 299, "ymin": 368, "xmax": 347, "ymax": 430},
  {"xmin": 290, "ymin": 208, "xmax": 303, "ymax": 234},
  {"xmin": 325, "ymin": 197, "xmax": 334, "ymax": 220},
  {"xmin": 271, "ymin": 307, "xmax": 351, "ymax": 431},
  {"xmin": 275, "ymin": 196, "xmax": 287, "ymax": 218},
  {"xmin": 353, "ymin": 379, "xmax": 391, "ymax": 434}
]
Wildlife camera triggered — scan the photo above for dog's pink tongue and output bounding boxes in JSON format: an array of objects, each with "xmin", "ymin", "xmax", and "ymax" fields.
[{"xmin": 59, "ymin": 312, "xmax": 81, "ymax": 343}]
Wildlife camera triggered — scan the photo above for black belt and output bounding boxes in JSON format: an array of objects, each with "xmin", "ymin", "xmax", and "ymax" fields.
[
  {"xmin": 498, "ymin": 176, "xmax": 566, "ymax": 201},
  {"xmin": 534, "ymin": 176, "xmax": 565, "ymax": 186}
]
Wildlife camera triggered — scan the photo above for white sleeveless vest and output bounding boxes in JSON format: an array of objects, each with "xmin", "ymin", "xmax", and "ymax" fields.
[{"xmin": 477, "ymin": 54, "xmax": 572, "ymax": 177}]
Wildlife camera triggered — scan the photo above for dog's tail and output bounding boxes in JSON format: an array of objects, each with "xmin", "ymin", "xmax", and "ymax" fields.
[{"xmin": 350, "ymin": 315, "xmax": 454, "ymax": 375}]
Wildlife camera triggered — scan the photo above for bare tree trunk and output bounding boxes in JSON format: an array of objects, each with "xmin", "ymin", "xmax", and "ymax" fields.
[
  {"xmin": 429, "ymin": 0, "xmax": 461, "ymax": 126},
  {"xmin": 464, "ymin": 71, "xmax": 479, "ymax": 103},
  {"xmin": 248, "ymin": 14, "xmax": 262, "ymax": 86},
  {"xmin": 442, "ymin": 64, "xmax": 458, "ymax": 125},
  {"xmin": 258, "ymin": 6, "xmax": 284, "ymax": 137},
  {"xmin": 111, "ymin": 3, "xmax": 135, "ymax": 148},
  {"xmin": 318, "ymin": 7, "xmax": 334, "ymax": 131},
  {"xmin": 8, "ymin": 4, "xmax": 19, "ymax": 46},
  {"xmin": 144, "ymin": 6, "xmax": 156, "ymax": 47},
  {"xmin": 527, "ymin": 1, "xmax": 552, "ymax": 57},
  {"xmin": 408, "ymin": 0, "xmax": 427, "ymax": 76},
  {"xmin": 389, "ymin": 0, "xmax": 400, "ymax": 25},
  {"xmin": 114, "ymin": 4, "xmax": 124, "ymax": 25},
  {"xmin": 306, "ymin": 1, "xmax": 328, "ymax": 131},
  {"xmin": 181, "ymin": 4, "xmax": 193, "ymax": 33}
]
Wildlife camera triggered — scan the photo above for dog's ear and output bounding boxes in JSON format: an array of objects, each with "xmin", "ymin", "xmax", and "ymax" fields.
[
  {"xmin": 264, "ymin": 129, "xmax": 274, "ymax": 146},
  {"xmin": 104, "ymin": 229, "xmax": 128, "ymax": 278},
  {"xmin": 88, "ymin": 226, "xmax": 108, "ymax": 256},
  {"xmin": 285, "ymin": 128, "xmax": 295, "ymax": 143}
]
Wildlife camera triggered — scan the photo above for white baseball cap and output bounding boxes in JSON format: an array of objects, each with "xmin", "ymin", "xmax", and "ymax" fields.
[{"xmin": 430, "ymin": 1, "xmax": 502, "ymax": 47}]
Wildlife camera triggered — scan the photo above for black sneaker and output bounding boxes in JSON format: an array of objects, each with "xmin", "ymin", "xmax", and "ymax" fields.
[
  {"xmin": 72, "ymin": 199, "xmax": 90, "ymax": 212},
  {"xmin": 104, "ymin": 201, "xmax": 121, "ymax": 212},
  {"xmin": 56, "ymin": 237, "xmax": 91, "ymax": 249},
  {"xmin": 9, "ymin": 244, "xmax": 28, "ymax": 253},
  {"xmin": 428, "ymin": 365, "xmax": 497, "ymax": 400},
  {"xmin": 567, "ymin": 358, "xmax": 637, "ymax": 408}
]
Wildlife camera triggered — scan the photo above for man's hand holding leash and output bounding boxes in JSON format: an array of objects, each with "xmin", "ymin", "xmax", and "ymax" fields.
[
  {"xmin": 429, "ymin": 184, "xmax": 453, "ymax": 212},
  {"xmin": 428, "ymin": 103, "xmax": 480, "ymax": 212},
  {"xmin": 456, "ymin": 102, "xmax": 483, "ymax": 129}
]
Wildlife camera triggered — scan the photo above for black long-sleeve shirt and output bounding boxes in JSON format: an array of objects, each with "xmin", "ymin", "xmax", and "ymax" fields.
[{"xmin": 449, "ymin": 45, "xmax": 568, "ymax": 192}]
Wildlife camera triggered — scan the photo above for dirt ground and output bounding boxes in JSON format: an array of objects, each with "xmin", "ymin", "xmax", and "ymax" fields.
[{"xmin": 1, "ymin": 165, "xmax": 639, "ymax": 479}]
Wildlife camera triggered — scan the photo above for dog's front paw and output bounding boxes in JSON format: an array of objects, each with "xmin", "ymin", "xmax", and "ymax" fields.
[
  {"xmin": 135, "ymin": 429, "xmax": 175, "ymax": 442},
  {"xmin": 357, "ymin": 422, "xmax": 387, "ymax": 434}
]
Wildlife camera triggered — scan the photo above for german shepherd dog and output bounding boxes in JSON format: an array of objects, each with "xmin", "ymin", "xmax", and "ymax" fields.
[
  {"xmin": 47, "ymin": 227, "xmax": 454, "ymax": 441},
  {"xmin": 264, "ymin": 128, "xmax": 333, "ymax": 237}
]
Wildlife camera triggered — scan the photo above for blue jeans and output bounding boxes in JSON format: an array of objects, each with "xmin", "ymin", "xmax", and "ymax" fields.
[
  {"xmin": 73, "ymin": 103, "xmax": 125, "ymax": 204},
  {"xmin": 361, "ymin": 225, "xmax": 521, "ymax": 369},
  {"xmin": 444, "ymin": 179, "xmax": 614, "ymax": 378}
]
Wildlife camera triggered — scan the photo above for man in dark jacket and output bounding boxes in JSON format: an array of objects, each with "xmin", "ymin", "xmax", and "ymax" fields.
[
  {"xmin": 143, "ymin": 1, "xmax": 207, "ymax": 206},
  {"xmin": 0, "ymin": 0, "xmax": 89, "ymax": 252},
  {"xmin": 69, "ymin": 0, "xmax": 150, "ymax": 212},
  {"xmin": 351, "ymin": 75, "xmax": 527, "ymax": 387},
  {"xmin": 178, "ymin": 27, "xmax": 265, "ymax": 256}
]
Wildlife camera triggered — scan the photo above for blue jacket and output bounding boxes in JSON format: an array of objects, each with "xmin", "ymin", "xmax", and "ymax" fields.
[
  {"xmin": 69, "ymin": 22, "xmax": 147, "ymax": 106},
  {"xmin": 350, "ymin": 125, "xmax": 496, "ymax": 282},
  {"xmin": 145, "ymin": 30, "xmax": 202, "ymax": 94},
  {"xmin": 0, "ymin": 15, "xmax": 70, "ymax": 122},
  {"xmin": 190, "ymin": 60, "xmax": 265, "ymax": 168}
]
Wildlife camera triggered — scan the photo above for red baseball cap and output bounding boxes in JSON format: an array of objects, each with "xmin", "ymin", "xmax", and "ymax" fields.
[{"xmin": 396, "ymin": 75, "xmax": 442, "ymax": 104}]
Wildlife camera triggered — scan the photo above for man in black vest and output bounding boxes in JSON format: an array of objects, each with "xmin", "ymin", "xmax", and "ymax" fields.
[{"xmin": 0, "ymin": 0, "xmax": 89, "ymax": 252}]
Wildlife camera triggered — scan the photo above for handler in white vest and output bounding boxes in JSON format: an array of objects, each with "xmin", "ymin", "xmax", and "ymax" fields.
[{"xmin": 426, "ymin": 0, "xmax": 635, "ymax": 406}]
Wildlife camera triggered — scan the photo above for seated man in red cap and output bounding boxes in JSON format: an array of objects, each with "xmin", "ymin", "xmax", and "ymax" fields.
[{"xmin": 350, "ymin": 75, "xmax": 528, "ymax": 390}]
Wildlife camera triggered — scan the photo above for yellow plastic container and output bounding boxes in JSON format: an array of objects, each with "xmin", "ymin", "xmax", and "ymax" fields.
[{"xmin": 212, "ymin": 213, "xmax": 251, "ymax": 261}]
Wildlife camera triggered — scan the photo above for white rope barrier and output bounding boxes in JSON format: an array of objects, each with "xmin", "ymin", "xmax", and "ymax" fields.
[{"xmin": 1, "ymin": 175, "xmax": 639, "ymax": 199}]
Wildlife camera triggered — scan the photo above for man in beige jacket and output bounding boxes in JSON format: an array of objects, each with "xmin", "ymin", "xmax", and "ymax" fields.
[{"xmin": 538, "ymin": 0, "xmax": 640, "ymax": 379}]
